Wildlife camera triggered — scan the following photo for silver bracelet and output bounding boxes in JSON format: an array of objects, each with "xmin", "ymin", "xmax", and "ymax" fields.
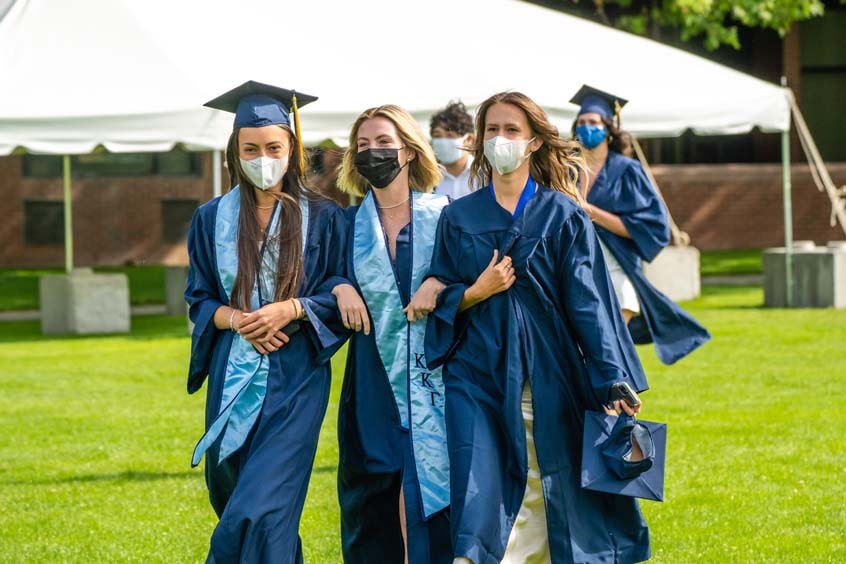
[{"xmin": 228, "ymin": 308, "xmax": 237, "ymax": 331}]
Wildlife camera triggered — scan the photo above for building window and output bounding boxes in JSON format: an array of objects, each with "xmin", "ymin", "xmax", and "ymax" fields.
[
  {"xmin": 800, "ymin": 8, "xmax": 846, "ymax": 162},
  {"xmin": 156, "ymin": 149, "xmax": 202, "ymax": 176},
  {"xmin": 161, "ymin": 199, "xmax": 199, "ymax": 243},
  {"xmin": 24, "ymin": 201, "xmax": 64, "ymax": 245},
  {"xmin": 21, "ymin": 148, "xmax": 202, "ymax": 178},
  {"xmin": 73, "ymin": 152, "xmax": 155, "ymax": 176},
  {"xmin": 21, "ymin": 155, "xmax": 63, "ymax": 177}
]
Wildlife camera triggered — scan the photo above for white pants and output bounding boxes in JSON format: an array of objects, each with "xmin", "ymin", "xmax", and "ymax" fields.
[
  {"xmin": 598, "ymin": 239, "xmax": 641, "ymax": 315},
  {"xmin": 501, "ymin": 382, "xmax": 552, "ymax": 564},
  {"xmin": 453, "ymin": 385, "xmax": 552, "ymax": 564}
]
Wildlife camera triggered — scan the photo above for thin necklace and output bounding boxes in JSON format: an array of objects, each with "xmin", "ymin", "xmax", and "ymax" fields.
[
  {"xmin": 376, "ymin": 197, "xmax": 410, "ymax": 210},
  {"xmin": 257, "ymin": 203, "xmax": 275, "ymax": 210}
]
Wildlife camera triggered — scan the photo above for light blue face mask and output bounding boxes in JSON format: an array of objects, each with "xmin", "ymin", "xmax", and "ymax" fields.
[{"xmin": 576, "ymin": 124, "xmax": 607, "ymax": 150}]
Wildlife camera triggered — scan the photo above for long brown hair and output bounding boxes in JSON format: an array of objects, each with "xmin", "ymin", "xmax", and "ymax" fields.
[
  {"xmin": 224, "ymin": 125, "xmax": 308, "ymax": 311},
  {"xmin": 470, "ymin": 91, "xmax": 585, "ymax": 201}
]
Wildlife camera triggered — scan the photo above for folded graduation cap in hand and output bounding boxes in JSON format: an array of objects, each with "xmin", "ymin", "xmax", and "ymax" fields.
[{"xmin": 581, "ymin": 411, "xmax": 666, "ymax": 502}]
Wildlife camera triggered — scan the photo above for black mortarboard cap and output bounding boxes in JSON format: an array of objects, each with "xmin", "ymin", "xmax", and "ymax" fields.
[
  {"xmin": 204, "ymin": 80, "xmax": 317, "ymax": 129},
  {"xmin": 569, "ymin": 84, "xmax": 628, "ymax": 122},
  {"xmin": 581, "ymin": 411, "xmax": 666, "ymax": 502},
  {"xmin": 204, "ymin": 80, "xmax": 317, "ymax": 174}
]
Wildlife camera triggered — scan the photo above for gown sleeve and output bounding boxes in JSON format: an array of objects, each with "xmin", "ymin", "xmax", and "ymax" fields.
[
  {"xmin": 557, "ymin": 209, "xmax": 649, "ymax": 404},
  {"xmin": 424, "ymin": 211, "xmax": 469, "ymax": 368},
  {"xmin": 298, "ymin": 202, "xmax": 351, "ymax": 364},
  {"xmin": 185, "ymin": 204, "xmax": 226, "ymax": 394},
  {"xmin": 617, "ymin": 162, "xmax": 670, "ymax": 263}
]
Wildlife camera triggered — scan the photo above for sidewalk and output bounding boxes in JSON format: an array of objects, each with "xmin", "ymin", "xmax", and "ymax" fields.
[
  {"xmin": 701, "ymin": 274, "xmax": 762, "ymax": 286},
  {"xmin": 0, "ymin": 304, "xmax": 168, "ymax": 322}
]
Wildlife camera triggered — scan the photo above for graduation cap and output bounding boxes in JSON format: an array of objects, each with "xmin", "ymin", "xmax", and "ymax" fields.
[
  {"xmin": 569, "ymin": 84, "xmax": 628, "ymax": 128},
  {"xmin": 204, "ymin": 80, "xmax": 318, "ymax": 174},
  {"xmin": 581, "ymin": 411, "xmax": 666, "ymax": 501}
]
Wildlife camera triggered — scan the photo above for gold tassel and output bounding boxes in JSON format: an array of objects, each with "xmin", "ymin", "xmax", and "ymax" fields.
[
  {"xmin": 614, "ymin": 100, "xmax": 622, "ymax": 130},
  {"xmin": 292, "ymin": 92, "xmax": 306, "ymax": 176}
]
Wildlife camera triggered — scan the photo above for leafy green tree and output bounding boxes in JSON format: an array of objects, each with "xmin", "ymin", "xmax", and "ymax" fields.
[{"xmin": 572, "ymin": 0, "xmax": 839, "ymax": 49}]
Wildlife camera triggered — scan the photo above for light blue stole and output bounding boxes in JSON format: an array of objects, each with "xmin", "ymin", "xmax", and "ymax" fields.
[
  {"xmin": 192, "ymin": 186, "xmax": 309, "ymax": 467},
  {"xmin": 352, "ymin": 190, "xmax": 450, "ymax": 518}
]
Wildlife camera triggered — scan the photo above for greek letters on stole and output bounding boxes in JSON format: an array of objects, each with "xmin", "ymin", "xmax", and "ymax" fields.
[{"xmin": 352, "ymin": 191, "xmax": 450, "ymax": 518}]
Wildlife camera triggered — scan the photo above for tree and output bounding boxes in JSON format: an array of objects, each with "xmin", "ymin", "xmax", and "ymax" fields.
[{"xmin": 571, "ymin": 0, "xmax": 838, "ymax": 50}]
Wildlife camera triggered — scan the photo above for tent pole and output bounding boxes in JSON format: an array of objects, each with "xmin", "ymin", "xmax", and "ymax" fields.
[
  {"xmin": 781, "ymin": 121, "xmax": 794, "ymax": 307},
  {"xmin": 62, "ymin": 155, "xmax": 73, "ymax": 274},
  {"xmin": 212, "ymin": 150, "xmax": 222, "ymax": 198}
]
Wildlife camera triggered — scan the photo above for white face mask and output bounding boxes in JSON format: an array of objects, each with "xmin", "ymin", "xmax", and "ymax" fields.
[
  {"xmin": 483, "ymin": 136, "xmax": 535, "ymax": 175},
  {"xmin": 239, "ymin": 156, "xmax": 288, "ymax": 190},
  {"xmin": 431, "ymin": 135, "xmax": 467, "ymax": 165}
]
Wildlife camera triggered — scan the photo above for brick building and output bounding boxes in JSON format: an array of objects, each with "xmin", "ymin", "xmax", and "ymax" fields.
[
  {"xmin": 1, "ymin": 3, "xmax": 843, "ymax": 268},
  {"xmin": 0, "ymin": 149, "xmax": 214, "ymax": 268}
]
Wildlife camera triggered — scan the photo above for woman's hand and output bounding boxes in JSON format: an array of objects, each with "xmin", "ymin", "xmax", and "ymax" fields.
[
  {"xmin": 243, "ymin": 329, "xmax": 290, "ymax": 355},
  {"xmin": 404, "ymin": 277, "xmax": 445, "ymax": 322},
  {"xmin": 459, "ymin": 250, "xmax": 516, "ymax": 312},
  {"xmin": 611, "ymin": 399, "xmax": 642, "ymax": 417},
  {"xmin": 333, "ymin": 283, "xmax": 371, "ymax": 335},
  {"xmin": 238, "ymin": 300, "xmax": 298, "ymax": 353},
  {"xmin": 473, "ymin": 250, "xmax": 516, "ymax": 299}
]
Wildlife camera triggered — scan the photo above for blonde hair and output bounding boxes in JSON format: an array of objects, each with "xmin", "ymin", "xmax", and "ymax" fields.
[
  {"xmin": 470, "ymin": 91, "xmax": 585, "ymax": 202},
  {"xmin": 337, "ymin": 105, "xmax": 443, "ymax": 198}
]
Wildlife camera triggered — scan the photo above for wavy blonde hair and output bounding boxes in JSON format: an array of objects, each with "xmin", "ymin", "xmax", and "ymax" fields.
[
  {"xmin": 470, "ymin": 91, "xmax": 586, "ymax": 202},
  {"xmin": 337, "ymin": 105, "xmax": 442, "ymax": 198}
]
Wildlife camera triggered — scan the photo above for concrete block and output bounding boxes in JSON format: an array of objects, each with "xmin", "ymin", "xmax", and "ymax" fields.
[
  {"xmin": 165, "ymin": 266, "xmax": 189, "ymax": 316},
  {"xmin": 643, "ymin": 246, "xmax": 701, "ymax": 302},
  {"xmin": 792, "ymin": 240, "xmax": 817, "ymax": 250},
  {"xmin": 39, "ymin": 268, "xmax": 131, "ymax": 334},
  {"xmin": 763, "ymin": 241, "xmax": 846, "ymax": 308}
]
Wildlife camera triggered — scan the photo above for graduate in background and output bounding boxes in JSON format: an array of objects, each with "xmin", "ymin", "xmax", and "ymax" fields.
[
  {"xmin": 185, "ymin": 81, "xmax": 351, "ymax": 563},
  {"xmin": 430, "ymin": 100, "xmax": 477, "ymax": 199},
  {"xmin": 571, "ymin": 84, "xmax": 710, "ymax": 365},
  {"xmin": 426, "ymin": 91, "xmax": 651, "ymax": 564},
  {"xmin": 334, "ymin": 105, "xmax": 452, "ymax": 564}
]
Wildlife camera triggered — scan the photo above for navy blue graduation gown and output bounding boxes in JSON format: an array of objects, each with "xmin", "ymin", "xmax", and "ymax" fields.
[
  {"xmin": 185, "ymin": 192, "xmax": 348, "ymax": 564},
  {"xmin": 425, "ymin": 182, "xmax": 650, "ymax": 564},
  {"xmin": 589, "ymin": 151, "xmax": 710, "ymax": 364},
  {"xmin": 337, "ymin": 204, "xmax": 452, "ymax": 564}
]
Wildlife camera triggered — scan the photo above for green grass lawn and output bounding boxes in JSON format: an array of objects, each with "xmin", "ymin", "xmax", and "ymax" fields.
[
  {"xmin": 1, "ymin": 286, "xmax": 844, "ymax": 562},
  {"xmin": 0, "ymin": 250, "xmax": 764, "ymax": 312},
  {"xmin": 699, "ymin": 248, "xmax": 762, "ymax": 277},
  {"xmin": 0, "ymin": 267, "xmax": 167, "ymax": 311}
]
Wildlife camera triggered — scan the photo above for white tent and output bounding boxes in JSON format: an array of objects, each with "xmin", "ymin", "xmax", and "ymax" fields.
[
  {"xmin": 0, "ymin": 0, "xmax": 801, "ymax": 300},
  {"xmin": 0, "ymin": 0, "xmax": 224, "ymax": 154},
  {"xmin": 0, "ymin": 0, "xmax": 790, "ymax": 154}
]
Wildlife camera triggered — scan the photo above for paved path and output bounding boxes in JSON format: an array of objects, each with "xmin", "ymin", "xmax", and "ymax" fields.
[
  {"xmin": 701, "ymin": 274, "xmax": 762, "ymax": 286},
  {"xmin": 0, "ymin": 304, "xmax": 168, "ymax": 322}
]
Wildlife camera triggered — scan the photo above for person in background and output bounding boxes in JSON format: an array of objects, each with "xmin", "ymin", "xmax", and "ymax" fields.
[
  {"xmin": 430, "ymin": 100, "xmax": 476, "ymax": 199},
  {"xmin": 426, "ymin": 90, "xmax": 651, "ymax": 564},
  {"xmin": 185, "ymin": 80, "xmax": 350, "ymax": 563},
  {"xmin": 570, "ymin": 84, "xmax": 710, "ymax": 365},
  {"xmin": 334, "ymin": 104, "xmax": 452, "ymax": 563}
]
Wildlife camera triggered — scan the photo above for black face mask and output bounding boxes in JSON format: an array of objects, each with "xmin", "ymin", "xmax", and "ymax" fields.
[{"xmin": 354, "ymin": 148, "xmax": 408, "ymax": 189}]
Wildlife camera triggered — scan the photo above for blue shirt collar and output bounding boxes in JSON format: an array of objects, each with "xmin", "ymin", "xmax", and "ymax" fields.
[{"xmin": 488, "ymin": 176, "xmax": 537, "ymax": 219}]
